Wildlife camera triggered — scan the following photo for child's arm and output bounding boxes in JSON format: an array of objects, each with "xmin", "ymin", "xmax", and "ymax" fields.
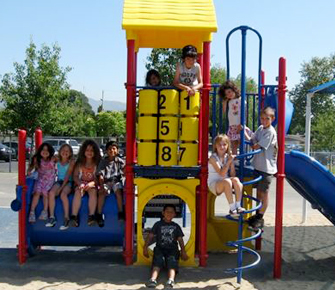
[
  {"xmin": 173, "ymin": 63, "xmax": 192, "ymax": 92},
  {"xmin": 73, "ymin": 165, "xmax": 80, "ymax": 187},
  {"xmin": 58, "ymin": 159, "xmax": 75, "ymax": 194},
  {"xmin": 229, "ymin": 161, "xmax": 236, "ymax": 177},
  {"xmin": 143, "ymin": 232, "xmax": 154, "ymax": 258},
  {"xmin": 177, "ymin": 237, "xmax": 188, "ymax": 261},
  {"xmin": 27, "ymin": 157, "xmax": 37, "ymax": 175},
  {"xmin": 193, "ymin": 64, "xmax": 203, "ymax": 91},
  {"xmin": 208, "ymin": 156, "xmax": 233, "ymax": 178},
  {"xmin": 222, "ymin": 99, "xmax": 228, "ymax": 115}
]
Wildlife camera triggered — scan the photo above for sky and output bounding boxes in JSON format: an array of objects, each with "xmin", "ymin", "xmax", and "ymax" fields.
[{"xmin": 1, "ymin": 0, "xmax": 335, "ymax": 103}]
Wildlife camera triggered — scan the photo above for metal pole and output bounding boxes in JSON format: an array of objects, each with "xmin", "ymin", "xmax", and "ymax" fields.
[
  {"xmin": 302, "ymin": 93, "xmax": 312, "ymax": 223},
  {"xmin": 35, "ymin": 128, "xmax": 43, "ymax": 150},
  {"xmin": 273, "ymin": 57, "xmax": 286, "ymax": 279}
]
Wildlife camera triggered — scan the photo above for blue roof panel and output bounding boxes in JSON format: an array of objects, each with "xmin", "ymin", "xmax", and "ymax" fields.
[{"xmin": 308, "ymin": 79, "xmax": 335, "ymax": 94}]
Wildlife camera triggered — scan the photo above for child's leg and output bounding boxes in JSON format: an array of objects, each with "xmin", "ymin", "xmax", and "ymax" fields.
[
  {"xmin": 215, "ymin": 179, "xmax": 234, "ymax": 208},
  {"xmin": 115, "ymin": 189, "xmax": 123, "ymax": 212},
  {"xmin": 150, "ymin": 267, "xmax": 160, "ymax": 281},
  {"xmin": 42, "ymin": 194, "xmax": 48, "ymax": 212},
  {"xmin": 97, "ymin": 190, "xmax": 106, "ymax": 214},
  {"xmin": 87, "ymin": 188, "xmax": 97, "ymax": 216},
  {"xmin": 30, "ymin": 192, "xmax": 41, "ymax": 212},
  {"xmin": 71, "ymin": 187, "xmax": 82, "ymax": 216},
  {"xmin": 48, "ymin": 183, "xmax": 60, "ymax": 217},
  {"xmin": 257, "ymin": 188, "xmax": 269, "ymax": 215},
  {"xmin": 231, "ymin": 140, "xmax": 239, "ymax": 155},
  {"xmin": 167, "ymin": 268, "xmax": 176, "ymax": 281},
  {"xmin": 231, "ymin": 177, "xmax": 243, "ymax": 202},
  {"xmin": 60, "ymin": 185, "xmax": 72, "ymax": 219}
]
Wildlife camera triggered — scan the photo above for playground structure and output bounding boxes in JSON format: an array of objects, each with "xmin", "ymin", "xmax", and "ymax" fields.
[{"xmin": 12, "ymin": 0, "xmax": 335, "ymax": 285}]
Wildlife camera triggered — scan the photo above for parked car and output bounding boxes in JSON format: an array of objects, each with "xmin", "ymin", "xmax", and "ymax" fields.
[
  {"xmin": 44, "ymin": 139, "xmax": 80, "ymax": 156},
  {"xmin": 3, "ymin": 141, "xmax": 31, "ymax": 160},
  {"xmin": 0, "ymin": 143, "xmax": 16, "ymax": 162}
]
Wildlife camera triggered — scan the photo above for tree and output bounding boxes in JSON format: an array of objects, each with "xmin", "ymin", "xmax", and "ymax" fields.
[
  {"xmin": 95, "ymin": 111, "xmax": 126, "ymax": 137},
  {"xmin": 145, "ymin": 48, "xmax": 182, "ymax": 85},
  {"xmin": 312, "ymin": 112, "xmax": 335, "ymax": 151},
  {"xmin": 0, "ymin": 41, "xmax": 96, "ymax": 138},
  {"xmin": 0, "ymin": 40, "xmax": 71, "ymax": 137},
  {"xmin": 289, "ymin": 54, "xmax": 335, "ymax": 135}
]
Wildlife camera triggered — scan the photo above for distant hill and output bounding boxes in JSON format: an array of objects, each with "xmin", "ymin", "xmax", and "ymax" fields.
[{"xmin": 88, "ymin": 98, "xmax": 126, "ymax": 113}]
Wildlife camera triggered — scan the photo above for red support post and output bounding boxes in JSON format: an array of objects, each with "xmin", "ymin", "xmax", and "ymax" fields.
[
  {"xmin": 199, "ymin": 42, "xmax": 210, "ymax": 267},
  {"xmin": 18, "ymin": 129, "xmax": 27, "ymax": 264},
  {"xmin": 35, "ymin": 127, "xmax": 43, "ymax": 150},
  {"xmin": 261, "ymin": 70, "xmax": 265, "ymax": 109},
  {"xmin": 197, "ymin": 52, "xmax": 203, "ymax": 165},
  {"xmin": 273, "ymin": 57, "xmax": 286, "ymax": 278},
  {"xmin": 124, "ymin": 39, "xmax": 136, "ymax": 266}
]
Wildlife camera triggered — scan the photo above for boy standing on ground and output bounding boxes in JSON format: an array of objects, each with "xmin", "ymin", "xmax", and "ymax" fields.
[
  {"xmin": 96, "ymin": 142, "xmax": 125, "ymax": 226},
  {"xmin": 143, "ymin": 204, "xmax": 188, "ymax": 289},
  {"xmin": 248, "ymin": 107, "xmax": 278, "ymax": 230}
]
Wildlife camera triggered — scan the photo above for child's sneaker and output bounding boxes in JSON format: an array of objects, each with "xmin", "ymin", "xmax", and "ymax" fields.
[
  {"xmin": 236, "ymin": 207, "xmax": 246, "ymax": 214},
  {"xmin": 165, "ymin": 279, "xmax": 175, "ymax": 288},
  {"xmin": 118, "ymin": 211, "xmax": 125, "ymax": 220},
  {"xmin": 28, "ymin": 211, "xmax": 36, "ymax": 223},
  {"xmin": 45, "ymin": 217, "xmax": 56, "ymax": 227},
  {"xmin": 248, "ymin": 217, "xmax": 264, "ymax": 231},
  {"xmin": 146, "ymin": 279, "xmax": 157, "ymax": 288},
  {"xmin": 69, "ymin": 215, "xmax": 79, "ymax": 227},
  {"xmin": 229, "ymin": 209, "xmax": 239, "ymax": 217},
  {"xmin": 96, "ymin": 213, "xmax": 104, "ymax": 228},
  {"xmin": 38, "ymin": 210, "xmax": 48, "ymax": 221},
  {"xmin": 59, "ymin": 218, "xmax": 70, "ymax": 230},
  {"xmin": 87, "ymin": 215, "xmax": 97, "ymax": 226}
]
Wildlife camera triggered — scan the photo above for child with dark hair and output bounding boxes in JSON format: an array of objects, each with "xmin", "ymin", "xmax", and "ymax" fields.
[
  {"xmin": 144, "ymin": 204, "xmax": 188, "ymax": 288},
  {"xmin": 69, "ymin": 139, "xmax": 101, "ymax": 227},
  {"xmin": 173, "ymin": 44, "xmax": 203, "ymax": 96},
  {"xmin": 146, "ymin": 69, "xmax": 161, "ymax": 87},
  {"xmin": 28, "ymin": 142, "xmax": 56, "ymax": 223},
  {"xmin": 96, "ymin": 141, "xmax": 125, "ymax": 226},
  {"xmin": 218, "ymin": 80, "xmax": 244, "ymax": 155}
]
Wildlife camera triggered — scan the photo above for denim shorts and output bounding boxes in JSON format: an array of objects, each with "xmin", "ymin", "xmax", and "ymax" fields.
[
  {"xmin": 253, "ymin": 170, "xmax": 273, "ymax": 192},
  {"xmin": 152, "ymin": 246, "xmax": 180, "ymax": 271}
]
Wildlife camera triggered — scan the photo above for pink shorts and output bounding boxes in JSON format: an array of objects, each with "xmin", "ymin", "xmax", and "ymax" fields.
[{"xmin": 227, "ymin": 125, "xmax": 240, "ymax": 141}]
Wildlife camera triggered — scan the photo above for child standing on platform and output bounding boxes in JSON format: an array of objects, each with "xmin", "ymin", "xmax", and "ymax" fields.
[
  {"xmin": 69, "ymin": 139, "xmax": 101, "ymax": 227},
  {"xmin": 146, "ymin": 69, "xmax": 161, "ymax": 87},
  {"xmin": 208, "ymin": 134, "xmax": 245, "ymax": 216},
  {"xmin": 45, "ymin": 144, "xmax": 75, "ymax": 230},
  {"xmin": 247, "ymin": 107, "xmax": 277, "ymax": 230},
  {"xmin": 144, "ymin": 204, "xmax": 188, "ymax": 289},
  {"xmin": 28, "ymin": 142, "xmax": 56, "ymax": 223},
  {"xmin": 218, "ymin": 80, "xmax": 243, "ymax": 155},
  {"xmin": 173, "ymin": 45, "xmax": 203, "ymax": 96},
  {"xmin": 96, "ymin": 142, "xmax": 125, "ymax": 227}
]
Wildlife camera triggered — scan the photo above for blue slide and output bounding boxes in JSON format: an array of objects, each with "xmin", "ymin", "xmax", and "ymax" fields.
[{"xmin": 285, "ymin": 150, "xmax": 335, "ymax": 224}]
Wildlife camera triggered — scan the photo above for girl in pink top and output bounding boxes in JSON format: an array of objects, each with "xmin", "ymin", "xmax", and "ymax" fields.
[{"xmin": 28, "ymin": 142, "xmax": 56, "ymax": 223}]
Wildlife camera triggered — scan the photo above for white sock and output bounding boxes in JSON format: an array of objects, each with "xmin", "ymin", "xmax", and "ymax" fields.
[
  {"xmin": 229, "ymin": 203, "xmax": 236, "ymax": 211},
  {"xmin": 236, "ymin": 201, "xmax": 241, "ymax": 208}
]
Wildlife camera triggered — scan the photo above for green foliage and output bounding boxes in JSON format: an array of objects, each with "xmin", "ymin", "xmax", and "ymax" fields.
[
  {"xmin": 96, "ymin": 111, "xmax": 126, "ymax": 137},
  {"xmin": 0, "ymin": 40, "xmax": 96, "ymax": 137},
  {"xmin": 289, "ymin": 54, "xmax": 335, "ymax": 136},
  {"xmin": 145, "ymin": 48, "xmax": 182, "ymax": 85},
  {"xmin": 312, "ymin": 112, "xmax": 335, "ymax": 151}
]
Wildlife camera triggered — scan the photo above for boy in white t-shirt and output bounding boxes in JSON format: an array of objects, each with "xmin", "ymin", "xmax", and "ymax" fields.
[{"xmin": 247, "ymin": 107, "xmax": 278, "ymax": 230}]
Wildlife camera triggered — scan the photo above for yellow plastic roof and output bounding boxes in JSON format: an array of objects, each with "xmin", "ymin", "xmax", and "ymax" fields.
[{"xmin": 122, "ymin": 0, "xmax": 217, "ymax": 52}]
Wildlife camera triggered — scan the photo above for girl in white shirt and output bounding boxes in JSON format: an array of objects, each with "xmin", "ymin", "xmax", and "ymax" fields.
[{"xmin": 208, "ymin": 134, "xmax": 245, "ymax": 216}]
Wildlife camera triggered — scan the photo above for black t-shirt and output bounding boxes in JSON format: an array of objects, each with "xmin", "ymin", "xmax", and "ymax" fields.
[{"xmin": 151, "ymin": 219, "xmax": 184, "ymax": 250}]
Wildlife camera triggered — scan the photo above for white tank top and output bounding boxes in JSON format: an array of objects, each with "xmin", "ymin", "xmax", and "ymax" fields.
[
  {"xmin": 178, "ymin": 62, "xmax": 200, "ymax": 87},
  {"xmin": 208, "ymin": 152, "xmax": 228, "ymax": 185}
]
